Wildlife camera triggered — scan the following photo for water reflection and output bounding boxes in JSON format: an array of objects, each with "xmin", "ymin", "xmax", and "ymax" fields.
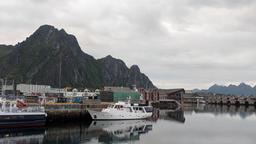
[
  {"xmin": 152, "ymin": 108, "xmax": 185, "ymax": 123},
  {"xmin": 184, "ymin": 104, "xmax": 256, "ymax": 119},
  {"xmin": 1, "ymin": 105, "xmax": 256, "ymax": 144},
  {"xmin": 0, "ymin": 108, "xmax": 185, "ymax": 144},
  {"xmin": 89, "ymin": 120, "xmax": 153, "ymax": 143},
  {"xmin": 0, "ymin": 127, "xmax": 45, "ymax": 144},
  {"xmin": 0, "ymin": 120, "xmax": 154, "ymax": 144}
]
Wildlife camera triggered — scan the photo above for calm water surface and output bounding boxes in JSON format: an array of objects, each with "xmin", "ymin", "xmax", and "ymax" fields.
[{"xmin": 1, "ymin": 105, "xmax": 256, "ymax": 144}]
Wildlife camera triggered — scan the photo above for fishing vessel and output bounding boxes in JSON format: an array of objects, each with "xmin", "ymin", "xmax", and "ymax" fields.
[
  {"xmin": 87, "ymin": 101, "xmax": 153, "ymax": 120},
  {"xmin": 0, "ymin": 98, "xmax": 47, "ymax": 128}
]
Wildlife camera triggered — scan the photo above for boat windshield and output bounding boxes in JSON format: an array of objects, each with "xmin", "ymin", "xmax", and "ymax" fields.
[
  {"xmin": 108, "ymin": 104, "xmax": 115, "ymax": 108},
  {"xmin": 125, "ymin": 107, "xmax": 132, "ymax": 112},
  {"xmin": 144, "ymin": 107, "xmax": 153, "ymax": 113},
  {"xmin": 114, "ymin": 105, "xmax": 124, "ymax": 109},
  {"xmin": 133, "ymin": 107, "xmax": 145, "ymax": 113}
]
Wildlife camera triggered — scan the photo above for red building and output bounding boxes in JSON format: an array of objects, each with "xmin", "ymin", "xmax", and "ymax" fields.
[
  {"xmin": 139, "ymin": 88, "xmax": 159, "ymax": 102},
  {"xmin": 139, "ymin": 88, "xmax": 185, "ymax": 104}
]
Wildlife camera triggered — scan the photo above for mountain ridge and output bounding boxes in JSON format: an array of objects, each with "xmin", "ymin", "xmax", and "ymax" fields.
[
  {"xmin": 0, "ymin": 24, "xmax": 155, "ymax": 89},
  {"xmin": 0, "ymin": 45, "xmax": 14, "ymax": 58},
  {"xmin": 194, "ymin": 83, "xmax": 256, "ymax": 96},
  {"xmin": 98, "ymin": 55, "xmax": 155, "ymax": 88}
]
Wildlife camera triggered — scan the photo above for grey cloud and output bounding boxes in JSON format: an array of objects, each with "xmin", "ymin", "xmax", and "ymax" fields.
[
  {"xmin": 0, "ymin": 0, "xmax": 256, "ymax": 89},
  {"xmin": 188, "ymin": 0, "xmax": 255, "ymax": 8}
]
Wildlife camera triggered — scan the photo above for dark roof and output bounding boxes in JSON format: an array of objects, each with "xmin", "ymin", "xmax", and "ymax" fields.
[
  {"xmin": 158, "ymin": 89, "xmax": 185, "ymax": 95},
  {"xmin": 104, "ymin": 86, "xmax": 135, "ymax": 93}
]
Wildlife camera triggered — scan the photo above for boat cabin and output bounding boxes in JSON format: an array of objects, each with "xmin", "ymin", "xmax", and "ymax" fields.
[{"xmin": 107, "ymin": 102, "xmax": 153, "ymax": 113}]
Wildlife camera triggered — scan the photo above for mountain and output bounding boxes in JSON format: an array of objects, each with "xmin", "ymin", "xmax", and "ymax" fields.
[
  {"xmin": 0, "ymin": 25, "xmax": 102, "ymax": 88},
  {"xmin": 99, "ymin": 55, "xmax": 155, "ymax": 88},
  {"xmin": 194, "ymin": 83, "xmax": 256, "ymax": 96},
  {"xmin": 0, "ymin": 25, "xmax": 155, "ymax": 89},
  {"xmin": 0, "ymin": 45, "xmax": 14, "ymax": 58}
]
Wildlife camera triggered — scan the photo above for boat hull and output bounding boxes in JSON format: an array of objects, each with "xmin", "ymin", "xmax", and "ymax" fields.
[
  {"xmin": 0, "ymin": 113, "xmax": 47, "ymax": 128},
  {"xmin": 87, "ymin": 109, "xmax": 152, "ymax": 120}
]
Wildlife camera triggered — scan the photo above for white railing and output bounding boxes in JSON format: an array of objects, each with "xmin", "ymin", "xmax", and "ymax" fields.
[{"xmin": 0, "ymin": 98, "xmax": 45, "ymax": 113}]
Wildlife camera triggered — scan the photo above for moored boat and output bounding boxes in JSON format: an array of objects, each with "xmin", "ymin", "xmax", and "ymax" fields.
[
  {"xmin": 0, "ymin": 98, "xmax": 47, "ymax": 128},
  {"xmin": 87, "ymin": 101, "xmax": 153, "ymax": 120}
]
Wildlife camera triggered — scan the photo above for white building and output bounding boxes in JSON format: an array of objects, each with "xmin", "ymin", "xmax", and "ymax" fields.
[
  {"xmin": 1, "ymin": 83, "xmax": 100, "ymax": 100},
  {"xmin": 14, "ymin": 84, "xmax": 65, "ymax": 96},
  {"xmin": 64, "ymin": 88, "xmax": 99, "ymax": 99},
  {"xmin": 17, "ymin": 84, "xmax": 51, "ymax": 94}
]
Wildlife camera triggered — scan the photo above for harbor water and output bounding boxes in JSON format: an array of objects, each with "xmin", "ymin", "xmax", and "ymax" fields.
[{"xmin": 1, "ymin": 105, "xmax": 256, "ymax": 144}]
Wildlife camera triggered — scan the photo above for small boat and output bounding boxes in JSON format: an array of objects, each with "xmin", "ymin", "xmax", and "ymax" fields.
[
  {"xmin": 87, "ymin": 101, "xmax": 153, "ymax": 120},
  {"xmin": 0, "ymin": 98, "xmax": 47, "ymax": 128}
]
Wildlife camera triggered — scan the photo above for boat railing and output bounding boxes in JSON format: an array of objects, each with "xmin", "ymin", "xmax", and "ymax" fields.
[
  {"xmin": 0, "ymin": 105, "xmax": 45, "ymax": 113},
  {"xmin": 45, "ymin": 104, "xmax": 82, "ymax": 111},
  {"xmin": 0, "ymin": 98, "xmax": 45, "ymax": 113}
]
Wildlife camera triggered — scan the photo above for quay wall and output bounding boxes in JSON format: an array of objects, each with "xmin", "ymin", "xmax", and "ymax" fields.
[{"xmin": 35, "ymin": 102, "xmax": 109, "ymax": 122}]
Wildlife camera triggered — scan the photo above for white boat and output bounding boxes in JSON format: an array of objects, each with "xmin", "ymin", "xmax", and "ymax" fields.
[
  {"xmin": 0, "ymin": 98, "xmax": 47, "ymax": 128},
  {"xmin": 87, "ymin": 101, "xmax": 153, "ymax": 120}
]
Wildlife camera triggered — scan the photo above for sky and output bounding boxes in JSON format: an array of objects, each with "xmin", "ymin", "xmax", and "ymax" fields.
[{"xmin": 0, "ymin": 0, "xmax": 256, "ymax": 89}]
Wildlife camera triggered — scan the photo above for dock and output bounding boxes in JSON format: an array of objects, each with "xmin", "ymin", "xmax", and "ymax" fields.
[{"xmin": 30, "ymin": 100, "xmax": 109, "ymax": 122}]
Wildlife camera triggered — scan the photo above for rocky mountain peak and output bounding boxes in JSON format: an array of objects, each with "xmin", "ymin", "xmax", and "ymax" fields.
[
  {"xmin": 130, "ymin": 65, "xmax": 140, "ymax": 73},
  {"xmin": 17, "ymin": 24, "xmax": 82, "ymax": 57},
  {"xmin": 30, "ymin": 24, "xmax": 58, "ymax": 41},
  {"xmin": 100, "ymin": 55, "xmax": 127, "ymax": 67},
  {"xmin": 105, "ymin": 55, "xmax": 113, "ymax": 58},
  {"xmin": 38, "ymin": 24, "xmax": 57, "ymax": 32},
  {"xmin": 239, "ymin": 82, "xmax": 251, "ymax": 88},
  {"xmin": 99, "ymin": 55, "xmax": 155, "ymax": 88}
]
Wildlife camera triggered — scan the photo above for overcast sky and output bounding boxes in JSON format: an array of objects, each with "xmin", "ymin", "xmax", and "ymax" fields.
[{"xmin": 0, "ymin": 0, "xmax": 256, "ymax": 89}]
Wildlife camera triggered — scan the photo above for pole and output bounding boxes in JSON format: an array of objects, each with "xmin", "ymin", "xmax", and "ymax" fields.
[
  {"xmin": 12, "ymin": 80, "xmax": 14, "ymax": 96},
  {"xmin": 58, "ymin": 54, "xmax": 62, "ymax": 98},
  {"xmin": 4, "ymin": 78, "xmax": 7, "ymax": 96},
  {"xmin": 1, "ymin": 79, "xmax": 4, "ymax": 96}
]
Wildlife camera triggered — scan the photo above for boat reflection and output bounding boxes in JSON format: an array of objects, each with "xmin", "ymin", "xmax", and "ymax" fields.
[
  {"xmin": 88, "ymin": 120, "xmax": 153, "ymax": 143},
  {"xmin": 0, "ymin": 127, "xmax": 45, "ymax": 144}
]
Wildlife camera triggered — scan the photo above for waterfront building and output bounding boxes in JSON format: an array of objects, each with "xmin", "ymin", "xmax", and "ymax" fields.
[
  {"xmin": 64, "ymin": 88, "xmax": 99, "ymax": 103},
  {"xmin": 16, "ymin": 84, "xmax": 65, "ymax": 96},
  {"xmin": 183, "ymin": 93, "xmax": 205, "ymax": 104},
  {"xmin": 100, "ymin": 86, "xmax": 140, "ymax": 102},
  {"xmin": 1, "ymin": 83, "xmax": 100, "ymax": 104},
  {"xmin": 158, "ymin": 89, "xmax": 185, "ymax": 103},
  {"xmin": 139, "ymin": 88, "xmax": 159, "ymax": 102},
  {"xmin": 139, "ymin": 88, "xmax": 185, "ymax": 104}
]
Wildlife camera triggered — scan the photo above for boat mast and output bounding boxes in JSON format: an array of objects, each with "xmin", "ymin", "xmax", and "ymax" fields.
[
  {"xmin": 1, "ymin": 79, "xmax": 3, "ymax": 96},
  {"xmin": 4, "ymin": 78, "xmax": 7, "ymax": 96},
  {"xmin": 58, "ymin": 53, "xmax": 62, "ymax": 97}
]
